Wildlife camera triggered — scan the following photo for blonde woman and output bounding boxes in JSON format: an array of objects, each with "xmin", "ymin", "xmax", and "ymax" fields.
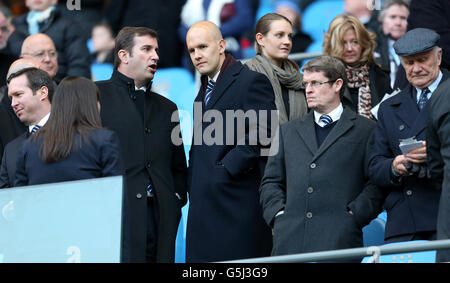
[
  {"xmin": 323, "ymin": 14, "xmax": 392, "ymax": 119},
  {"xmin": 245, "ymin": 13, "xmax": 307, "ymax": 124}
]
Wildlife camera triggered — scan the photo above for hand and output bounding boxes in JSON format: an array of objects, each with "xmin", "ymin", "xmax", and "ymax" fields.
[
  {"xmin": 392, "ymin": 155, "xmax": 409, "ymax": 176},
  {"xmin": 405, "ymin": 141, "xmax": 427, "ymax": 164}
]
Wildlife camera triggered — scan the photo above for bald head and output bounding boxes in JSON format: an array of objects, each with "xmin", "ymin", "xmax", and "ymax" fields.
[
  {"xmin": 186, "ymin": 21, "xmax": 226, "ymax": 78},
  {"xmin": 7, "ymin": 58, "xmax": 42, "ymax": 84},
  {"xmin": 21, "ymin": 33, "xmax": 58, "ymax": 78}
]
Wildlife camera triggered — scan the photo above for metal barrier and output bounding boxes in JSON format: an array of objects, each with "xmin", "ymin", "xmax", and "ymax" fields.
[{"xmin": 221, "ymin": 239, "xmax": 450, "ymax": 263}]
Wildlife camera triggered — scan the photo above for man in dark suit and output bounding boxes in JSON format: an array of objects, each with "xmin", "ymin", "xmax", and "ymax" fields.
[
  {"xmin": 0, "ymin": 67, "xmax": 53, "ymax": 188},
  {"xmin": 96, "ymin": 26, "xmax": 187, "ymax": 263},
  {"xmin": 260, "ymin": 56, "xmax": 384, "ymax": 258},
  {"xmin": 185, "ymin": 21, "xmax": 276, "ymax": 262},
  {"xmin": 369, "ymin": 28, "xmax": 446, "ymax": 243}
]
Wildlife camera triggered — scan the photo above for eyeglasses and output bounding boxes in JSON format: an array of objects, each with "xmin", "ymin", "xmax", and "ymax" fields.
[
  {"xmin": 22, "ymin": 50, "xmax": 57, "ymax": 60},
  {"xmin": 0, "ymin": 25, "xmax": 9, "ymax": 34},
  {"xmin": 301, "ymin": 80, "xmax": 336, "ymax": 89}
]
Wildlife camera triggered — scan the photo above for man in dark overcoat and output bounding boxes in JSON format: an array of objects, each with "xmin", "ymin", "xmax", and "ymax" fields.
[
  {"xmin": 260, "ymin": 56, "xmax": 384, "ymax": 258},
  {"xmin": 185, "ymin": 21, "xmax": 276, "ymax": 262},
  {"xmin": 369, "ymin": 28, "xmax": 447, "ymax": 244},
  {"xmin": 96, "ymin": 27, "xmax": 187, "ymax": 263}
]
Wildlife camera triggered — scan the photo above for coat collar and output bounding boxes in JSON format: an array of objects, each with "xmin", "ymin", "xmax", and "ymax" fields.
[
  {"xmin": 111, "ymin": 70, "xmax": 153, "ymax": 94},
  {"xmin": 294, "ymin": 107, "xmax": 356, "ymax": 161}
]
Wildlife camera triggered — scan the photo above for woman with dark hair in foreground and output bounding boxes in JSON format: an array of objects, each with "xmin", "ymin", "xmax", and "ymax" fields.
[{"xmin": 15, "ymin": 76, "xmax": 124, "ymax": 186}]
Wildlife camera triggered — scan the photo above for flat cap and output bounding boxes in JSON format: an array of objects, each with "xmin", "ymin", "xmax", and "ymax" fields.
[{"xmin": 394, "ymin": 28, "xmax": 440, "ymax": 56}]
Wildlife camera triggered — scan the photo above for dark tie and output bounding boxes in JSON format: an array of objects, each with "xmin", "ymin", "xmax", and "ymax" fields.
[
  {"xmin": 204, "ymin": 80, "xmax": 215, "ymax": 105},
  {"xmin": 30, "ymin": 125, "xmax": 41, "ymax": 134},
  {"xmin": 418, "ymin": 87, "xmax": 430, "ymax": 111},
  {"xmin": 319, "ymin": 114, "xmax": 332, "ymax": 126}
]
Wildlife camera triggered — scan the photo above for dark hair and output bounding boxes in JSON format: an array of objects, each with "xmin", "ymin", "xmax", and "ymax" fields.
[
  {"xmin": 35, "ymin": 76, "xmax": 102, "ymax": 163},
  {"xmin": 113, "ymin": 26, "xmax": 158, "ymax": 69},
  {"xmin": 254, "ymin": 13, "xmax": 292, "ymax": 54},
  {"xmin": 7, "ymin": 67, "xmax": 55, "ymax": 102},
  {"xmin": 302, "ymin": 56, "xmax": 347, "ymax": 96}
]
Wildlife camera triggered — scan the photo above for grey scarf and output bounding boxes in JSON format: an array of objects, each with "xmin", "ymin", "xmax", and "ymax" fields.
[{"xmin": 245, "ymin": 54, "xmax": 307, "ymax": 124}]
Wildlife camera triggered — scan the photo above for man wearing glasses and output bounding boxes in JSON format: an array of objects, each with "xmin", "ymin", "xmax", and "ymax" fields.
[
  {"xmin": 260, "ymin": 56, "xmax": 385, "ymax": 260},
  {"xmin": 20, "ymin": 33, "xmax": 58, "ymax": 80}
]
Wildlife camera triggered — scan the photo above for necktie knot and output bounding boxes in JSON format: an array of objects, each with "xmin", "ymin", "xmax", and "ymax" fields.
[
  {"xmin": 204, "ymin": 80, "xmax": 215, "ymax": 105},
  {"xmin": 319, "ymin": 114, "xmax": 332, "ymax": 126},
  {"xmin": 418, "ymin": 87, "xmax": 430, "ymax": 111},
  {"xmin": 31, "ymin": 125, "xmax": 41, "ymax": 134}
]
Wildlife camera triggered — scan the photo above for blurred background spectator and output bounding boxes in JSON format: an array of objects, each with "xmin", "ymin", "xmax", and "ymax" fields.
[
  {"xmin": 106, "ymin": 0, "xmax": 184, "ymax": 69},
  {"xmin": 374, "ymin": 0, "xmax": 409, "ymax": 90},
  {"xmin": 6, "ymin": 0, "xmax": 91, "ymax": 83},
  {"xmin": 343, "ymin": 0, "xmax": 379, "ymax": 32},
  {"xmin": 91, "ymin": 22, "xmax": 115, "ymax": 65},
  {"xmin": 0, "ymin": 6, "xmax": 16, "ymax": 86}
]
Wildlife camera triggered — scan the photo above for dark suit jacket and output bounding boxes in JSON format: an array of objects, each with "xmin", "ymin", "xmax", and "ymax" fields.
[
  {"xmin": 426, "ymin": 75, "xmax": 450, "ymax": 262},
  {"xmin": 369, "ymin": 70, "xmax": 450, "ymax": 240},
  {"xmin": 97, "ymin": 70, "xmax": 187, "ymax": 263},
  {"xmin": 0, "ymin": 87, "xmax": 27, "ymax": 162},
  {"xmin": 260, "ymin": 108, "xmax": 384, "ymax": 255},
  {"xmin": 14, "ymin": 129, "xmax": 123, "ymax": 186},
  {"xmin": 0, "ymin": 132, "xmax": 28, "ymax": 188},
  {"xmin": 186, "ymin": 59, "xmax": 276, "ymax": 262}
]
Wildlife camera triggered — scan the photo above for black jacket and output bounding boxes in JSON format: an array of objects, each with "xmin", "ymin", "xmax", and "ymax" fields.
[
  {"xmin": 7, "ymin": 7, "xmax": 91, "ymax": 82},
  {"xmin": 97, "ymin": 70, "xmax": 187, "ymax": 262}
]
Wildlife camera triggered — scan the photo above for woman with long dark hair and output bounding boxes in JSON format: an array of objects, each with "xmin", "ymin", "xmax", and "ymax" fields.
[{"xmin": 15, "ymin": 76, "xmax": 124, "ymax": 186}]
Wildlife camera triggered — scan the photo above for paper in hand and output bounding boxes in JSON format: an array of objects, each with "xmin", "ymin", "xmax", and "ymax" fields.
[{"xmin": 399, "ymin": 137, "xmax": 424, "ymax": 155}]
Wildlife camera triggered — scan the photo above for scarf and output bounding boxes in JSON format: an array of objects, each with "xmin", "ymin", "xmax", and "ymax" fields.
[
  {"xmin": 245, "ymin": 54, "xmax": 307, "ymax": 124},
  {"xmin": 345, "ymin": 63, "xmax": 373, "ymax": 119},
  {"xmin": 181, "ymin": 0, "xmax": 234, "ymax": 27},
  {"xmin": 26, "ymin": 6, "xmax": 55, "ymax": 35}
]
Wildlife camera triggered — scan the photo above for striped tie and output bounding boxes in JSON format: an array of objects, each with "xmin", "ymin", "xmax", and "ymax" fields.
[
  {"xmin": 418, "ymin": 87, "xmax": 430, "ymax": 111},
  {"xmin": 204, "ymin": 80, "xmax": 215, "ymax": 105},
  {"xmin": 319, "ymin": 114, "xmax": 332, "ymax": 126},
  {"xmin": 30, "ymin": 125, "xmax": 41, "ymax": 134}
]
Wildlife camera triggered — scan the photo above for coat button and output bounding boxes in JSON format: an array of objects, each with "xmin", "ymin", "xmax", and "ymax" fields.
[
  {"xmin": 136, "ymin": 193, "xmax": 143, "ymax": 199},
  {"xmin": 145, "ymin": 127, "xmax": 151, "ymax": 134},
  {"xmin": 310, "ymin": 163, "xmax": 316, "ymax": 169},
  {"xmin": 307, "ymin": 187, "xmax": 314, "ymax": 194},
  {"xmin": 399, "ymin": 124, "xmax": 405, "ymax": 131},
  {"xmin": 306, "ymin": 212, "xmax": 313, "ymax": 218},
  {"xmin": 406, "ymin": 190, "xmax": 413, "ymax": 196},
  {"xmin": 146, "ymin": 162, "xmax": 151, "ymax": 169}
]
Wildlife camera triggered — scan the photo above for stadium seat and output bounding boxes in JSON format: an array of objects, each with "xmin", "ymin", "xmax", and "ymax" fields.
[
  {"xmin": 302, "ymin": 0, "xmax": 344, "ymax": 45},
  {"xmin": 91, "ymin": 63, "xmax": 114, "ymax": 81},
  {"xmin": 363, "ymin": 217, "xmax": 386, "ymax": 247},
  {"xmin": 362, "ymin": 240, "xmax": 436, "ymax": 263}
]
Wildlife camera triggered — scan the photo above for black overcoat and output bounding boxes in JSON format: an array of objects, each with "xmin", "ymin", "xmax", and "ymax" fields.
[{"xmin": 97, "ymin": 71, "xmax": 187, "ymax": 262}]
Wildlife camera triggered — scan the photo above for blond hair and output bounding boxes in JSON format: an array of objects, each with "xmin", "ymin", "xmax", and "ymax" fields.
[{"xmin": 323, "ymin": 14, "xmax": 376, "ymax": 65}]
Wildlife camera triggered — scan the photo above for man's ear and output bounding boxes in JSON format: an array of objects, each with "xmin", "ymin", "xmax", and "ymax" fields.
[
  {"xmin": 117, "ymin": 49, "xmax": 129, "ymax": 65},
  {"xmin": 38, "ymin": 86, "xmax": 49, "ymax": 101},
  {"xmin": 218, "ymin": 39, "xmax": 226, "ymax": 55}
]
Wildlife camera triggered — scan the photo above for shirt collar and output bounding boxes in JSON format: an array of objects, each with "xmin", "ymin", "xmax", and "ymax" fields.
[
  {"xmin": 29, "ymin": 112, "xmax": 50, "ymax": 133},
  {"xmin": 209, "ymin": 71, "xmax": 220, "ymax": 83},
  {"xmin": 314, "ymin": 103, "xmax": 343, "ymax": 127},
  {"xmin": 415, "ymin": 70, "xmax": 443, "ymax": 100}
]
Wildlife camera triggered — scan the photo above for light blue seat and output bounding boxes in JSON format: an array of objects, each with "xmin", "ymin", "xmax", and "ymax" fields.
[
  {"xmin": 302, "ymin": 0, "xmax": 344, "ymax": 43},
  {"xmin": 362, "ymin": 240, "xmax": 436, "ymax": 263},
  {"xmin": 91, "ymin": 63, "xmax": 114, "ymax": 81},
  {"xmin": 363, "ymin": 217, "xmax": 386, "ymax": 247}
]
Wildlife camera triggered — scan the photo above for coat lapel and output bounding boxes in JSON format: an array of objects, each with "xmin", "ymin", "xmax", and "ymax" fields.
[
  {"xmin": 294, "ymin": 112, "xmax": 318, "ymax": 155},
  {"xmin": 204, "ymin": 62, "xmax": 242, "ymax": 110},
  {"xmin": 312, "ymin": 108, "xmax": 355, "ymax": 162}
]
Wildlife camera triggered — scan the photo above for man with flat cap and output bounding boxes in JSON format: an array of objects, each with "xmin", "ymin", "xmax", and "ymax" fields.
[{"xmin": 369, "ymin": 28, "xmax": 450, "ymax": 243}]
